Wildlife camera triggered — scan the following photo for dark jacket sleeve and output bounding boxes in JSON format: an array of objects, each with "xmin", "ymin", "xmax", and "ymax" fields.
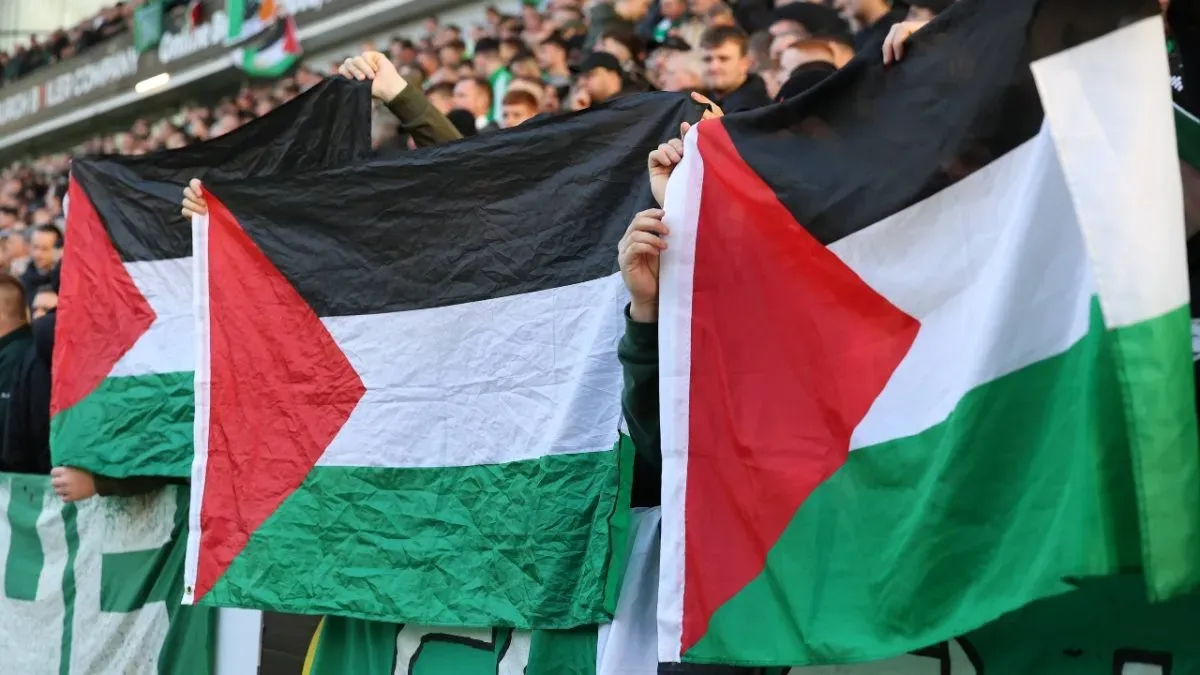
[
  {"xmin": 618, "ymin": 306, "xmax": 661, "ymax": 507},
  {"xmin": 0, "ymin": 353, "xmax": 50, "ymax": 475},
  {"xmin": 384, "ymin": 85, "xmax": 462, "ymax": 149},
  {"xmin": 94, "ymin": 475, "xmax": 188, "ymax": 498}
]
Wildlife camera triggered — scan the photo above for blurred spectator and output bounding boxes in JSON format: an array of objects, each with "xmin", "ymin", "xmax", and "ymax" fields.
[
  {"xmin": 0, "ymin": 274, "xmax": 31, "ymax": 469},
  {"xmin": 539, "ymin": 35, "xmax": 575, "ymax": 88},
  {"xmin": 588, "ymin": 0, "xmax": 653, "ymax": 49},
  {"xmin": 439, "ymin": 40, "xmax": 468, "ymax": 68},
  {"xmin": 22, "ymin": 224, "xmax": 62, "ymax": 305},
  {"xmin": 579, "ymin": 52, "xmax": 632, "ymax": 105},
  {"xmin": 500, "ymin": 37, "xmax": 525, "ymax": 63},
  {"xmin": 541, "ymin": 83, "xmax": 563, "ymax": 113},
  {"xmin": 700, "ymin": 26, "xmax": 771, "ymax": 113},
  {"xmin": 474, "ymin": 38, "xmax": 514, "ymax": 125},
  {"xmin": 7, "ymin": 232, "xmax": 31, "ymax": 277},
  {"xmin": 502, "ymin": 90, "xmax": 541, "ymax": 128},
  {"xmin": 776, "ymin": 59, "xmax": 838, "ymax": 101},
  {"xmin": 446, "ymin": 108, "xmax": 480, "ymax": 137},
  {"xmin": 0, "ymin": 2, "xmax": 137, "ymax": 88},
  {"xmin": 660, "ymin": 50, "xmax": 704, "ymax": 91},
  {"xmin": 31, "ymin": 287, "xmax": 56, "ymax": 321},
  {"xmin": 907, "ymin": 0, "xmax": 956, "ymax": 22},
  {"xmin": 834, "ymin": 0, "xmax": 907, "ymax": 49},
  {"xmin": 597, "ymin": 27, "xmax": 650, "ymax": 91},
  {"xmin": 705, "ymin": 3, "xmax": 738, "ymax": 29},
  {"xmin": 567, "ymin": 80, "xmax": 593, "ymax": 111},
  {"xmin": 652, "ymin": 0, "xmax": 689, "ymax": 42},
  {"xmin": 509, "ymin": 50, "xmax": 543, "ymax": 81},
  {"xmin": 425, "ymin": 82, "xmax": 457, "ymax": 115},
  {"xmin": 454, "ymin": 77, "xmax": 500, "ymax": 132}
]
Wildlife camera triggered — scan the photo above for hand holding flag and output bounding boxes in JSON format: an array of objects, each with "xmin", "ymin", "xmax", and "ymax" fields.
[
  {"xmin": 339, "ymin": 51, "xmax": 408, "ymax": 103},
  {"xmin": 181, "ymin": 179, "xmax": 207, "ymax": 219},
  {"xmin": 619, "ymin": 208, "xmax": 669, "ymax": 323}
]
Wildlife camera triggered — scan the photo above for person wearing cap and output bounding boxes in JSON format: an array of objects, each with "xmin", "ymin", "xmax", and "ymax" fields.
[
  {"xmin": 778, "ymin": 29, "xmax": 855, "ymax": 80},
  {"xmin": 769, "ymin": 2, "xmax": 850, "ymax": 39},
  {"xmin": 776, "ymin": 60, "xmax": 838, "ymax": 102},
  {"xmin": 579, "ymin": 51, "xmax": 633, "ymax": 105},
  {"xmin": 700, "ymin": 26, "xmax": 772, "ymax": 114}
]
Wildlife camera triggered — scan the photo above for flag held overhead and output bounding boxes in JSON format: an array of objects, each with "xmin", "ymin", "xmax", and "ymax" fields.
[{"xmin": 184, "ymin": 93, "xmax": 698, "ymax": 629}]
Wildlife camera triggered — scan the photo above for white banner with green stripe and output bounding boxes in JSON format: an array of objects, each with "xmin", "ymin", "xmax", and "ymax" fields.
[{"xmin": 0, "ymin": 473, "xmax": 214, "ymax": 674}]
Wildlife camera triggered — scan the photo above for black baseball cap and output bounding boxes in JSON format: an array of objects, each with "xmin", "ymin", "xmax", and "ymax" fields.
[
  {"xmin": 578, "ymin": 51, "xmax": 623, "ymax": 75},
  {"xmin": 772, "ymin": 3, "xmax": 849, "ymax": 36},
  {"xmin": 776, "ymin": 61, "xmax": 838, "ymax": 102}
]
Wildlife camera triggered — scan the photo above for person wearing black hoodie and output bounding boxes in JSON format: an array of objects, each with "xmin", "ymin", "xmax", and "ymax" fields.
[
  {"xmin": 1, "ymin": 305, "xmax": 53, "ymax": 475},
  {"xmin": 700, "ymin": 26, "xmax": 771, "ymax": 114},
  {"xmin": 0, "ymin": 274, "xmax": 31, "ymax": 474}
]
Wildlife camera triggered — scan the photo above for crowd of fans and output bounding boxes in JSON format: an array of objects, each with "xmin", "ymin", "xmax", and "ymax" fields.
[
  {"xmin": 0, "ymin": 0, "xmax": 955, "ymax": 315},
  {"xmin": 0, "ymin": 1, "xmax": 197, "ymax": 87}
]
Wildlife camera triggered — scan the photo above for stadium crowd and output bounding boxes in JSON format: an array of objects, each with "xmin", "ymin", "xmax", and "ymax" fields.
[
  {"xmin": 0, "ymin": 0, "xmax": 1196, "ymax": 492},
  {"xmin": 0, "ymin": 0, "xmax": 952, "ymax": 308},
  {"xmin": 0, "ymin": 1, "xmax": 197, "ymax": 86}
]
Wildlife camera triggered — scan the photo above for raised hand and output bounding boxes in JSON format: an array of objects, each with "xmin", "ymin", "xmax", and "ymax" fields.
[{"xmin": 619, "ymin": 208, "xmax": 669, "ymax": 323}]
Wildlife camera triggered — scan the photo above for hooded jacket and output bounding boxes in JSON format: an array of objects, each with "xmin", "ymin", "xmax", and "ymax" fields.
[{"xmin": 716, "ymin": 73, "xmax": 772, "ymax": 114}]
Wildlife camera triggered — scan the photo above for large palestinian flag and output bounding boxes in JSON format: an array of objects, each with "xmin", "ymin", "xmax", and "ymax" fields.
[
  {"xmin": 54, "ymin": 79, "xmax": 373, "ymax": 479},
  {"xmin": 657, "ymin": 0, "xmax": 1200, "ymax": 666},
  {"xmin": 183, "ymin": 93, "xmax": 697, "ymax": 627}
]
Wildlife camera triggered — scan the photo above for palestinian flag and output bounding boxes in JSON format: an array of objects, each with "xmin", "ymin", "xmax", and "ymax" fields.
[
  {"xmin": 302, "ymin": 508, "xmax": 663, "ymax": 675},
  {"xmin": 225, "ymin": 0, "xmax": 277, "ymax": 45},
  {"xmin": 183, "ymin": 93, "xmax": 697, "ymax": 627},
  {"xmin": 657, "ymin": 0, "xmax": 1200, "ymax": 666},
  {"xmin": 54, "ymin": 79, "xmax": 373, "ymax": 479},
  {"xmin": 232, "ymin": 15, "xmax": 301, "ymax": 80}
]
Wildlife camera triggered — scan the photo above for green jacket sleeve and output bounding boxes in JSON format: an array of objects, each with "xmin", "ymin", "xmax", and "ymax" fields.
[
  {"xmin": 384, "ymin": 85, "xmax": 462, "ymax": 149},
  {"xmin": 618, "ymin": 306, "xmax": 660, "ymax": 471},
  {"xmin": 94, "ymin": 475, "xmax": 187, "ymax": 498}
]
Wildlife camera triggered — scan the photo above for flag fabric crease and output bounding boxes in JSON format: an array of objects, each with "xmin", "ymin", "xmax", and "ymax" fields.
[
  {"xmin": 657, "ymin": 0, "xmax": 1200, "ymax": 665},
  {"xmin": 55, "ymin": 79, "xmax": 372, "ymax": 479},
  {"xmin": 184, "ymin": 93, "xmax": 697, "ymax": 629}
]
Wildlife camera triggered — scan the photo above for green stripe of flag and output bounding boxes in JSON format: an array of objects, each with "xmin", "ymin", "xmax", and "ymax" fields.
[
  {"xmin": 50, "ymin": 372, "xmax": 193, "ymax": 478},
  {"xmin": 687, "ymin": 300, "xmax": 1175, "ymax": 666},
  {"xmin": 203, "ymin": 437, "xmax": 635, "ymax": 628}
]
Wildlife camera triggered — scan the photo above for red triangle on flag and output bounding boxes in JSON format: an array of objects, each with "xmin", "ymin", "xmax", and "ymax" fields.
[
  {"xmin": 679, "ymin": 123, "xmax": 920, "ymax": 653},
  {"xmin": 282, "ymin": 16, "xmax": 300, "ymax": 55},
  {"xmin": 52, "ymin": 178, "xmax": 156, "ymax": 416},
  {"xmin": 191, "ymin": 194, "xmax": 365, "ymax": 602}
]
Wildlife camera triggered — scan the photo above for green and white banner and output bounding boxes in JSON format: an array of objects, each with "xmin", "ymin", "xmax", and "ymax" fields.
[
  {"xmin": 306, "ymin": 508, "xmax": 1200, "ymax": 674},
  {"xmin": 0, "ymin": 473, "xmax": 214, "ymax": 674}
]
